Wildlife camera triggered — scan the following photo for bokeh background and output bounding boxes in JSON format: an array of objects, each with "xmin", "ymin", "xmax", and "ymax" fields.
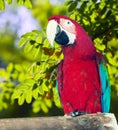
[{"xmin": 0, "ymin": 0, "xmax": 118, "ymax": 120}]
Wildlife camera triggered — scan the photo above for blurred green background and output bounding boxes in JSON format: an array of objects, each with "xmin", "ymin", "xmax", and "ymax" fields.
[{"xmin": 0, "ymin": 0, "xmax": 118, "ymax": 119}]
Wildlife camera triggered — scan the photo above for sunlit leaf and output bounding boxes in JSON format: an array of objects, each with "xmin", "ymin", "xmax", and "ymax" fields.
[
  {"xmin": 26, "ymin": 89, "xmax": 32, "ymax": 103},
  {"xmin": 19, "ymin": 38, "xmax": 28, "ymax": 47},
  {"xmin": 18, "ymin": 72, "xmax": 25, "ymax": 82},
  {"xmin": 32, "ymin": 89, "xmax": 39, "ymax": 99},
  {"xmin": 38, "ymin": 86, "xmax": 44, "ymax": 95},
  {"xmin": 23, "ymin": 79, "xmax": 35, "ymax": 86},
  {"xmin": 18, "ymin": 94, "xmax": 25, "ymax": 105},
  {"xmin": 15, "ymin": 64, "xmax": 23, "ymax": 72},
  {"xmin": 44, "ymin": 98, "xmax": 52, "ymax": 108},
  {"xmin": 41, "ymin": 102, "xmax": 48, "ymax": 113},
  {"xmin": 17, "ymin": 0, "xmax": 24, "ymax": 5},
  {"xmin": 65, "ymin": 0, "xmax": 73, "ymax": 6},
  {"xmin": 12, "ymin": 90, "xmax": 22, "ymax": 99},
  {"xmin": 108, "ymin": 38, "xmax": 118, "ymax": 49},
  {"xmin": 36, "ymin": 36, "xmax": 42, "ymax": 43},
  {"xmin": 53, "ymin": 88, "xmax": 62, "ymax": 108},
  {"xmin": 6, "ymin": 63, "xmax": 14, "ymax": 73},
  {"xmin": 43, "ymin": 84, "xmax": 49, "ymax": 92},
  {"xmin": 94, "ymin": 38, "xmax": 106, "ymax": 51},
  {"xmin": 6, "ymin": 0, "xmax": 12, "ymax": 4},
  {"xmin": 24, "ymin": 0, "xmax": 32, "ymax": 8},
  {"xmin": 32, "ymin": 99, "xmax": 41, "ymax": 113},
  {"xmin": 23, "ymin": 41, "xmax": 33, "ymax": 53},
  {"xmin": 0, "ymin": 0, "xmax": 5, "ymax": 10}
]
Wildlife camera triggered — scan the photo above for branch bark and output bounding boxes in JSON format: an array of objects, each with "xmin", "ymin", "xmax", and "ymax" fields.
[{"xmin": 0, "ymin": 113, "xmax": 117, "ymax": 130}]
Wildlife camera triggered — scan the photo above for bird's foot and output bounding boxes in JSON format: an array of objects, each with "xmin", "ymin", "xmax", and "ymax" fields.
[{"xmin": 70, "ymin": 110, "xmax": 87, "ymax": 117}]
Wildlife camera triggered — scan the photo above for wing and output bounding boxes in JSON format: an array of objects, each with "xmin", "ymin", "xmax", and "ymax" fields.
[
  {"xmin": 56, "ymin": 60, "xmax": 63, "ymax": 98},
  {"xmin": 98, "ymin": 54, "xmax": 110, "ymax": 113}
]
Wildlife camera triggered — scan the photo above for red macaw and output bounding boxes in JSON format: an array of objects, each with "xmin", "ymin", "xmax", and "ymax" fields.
[{"xmin": 46, "ymin": 15, "xmax": 110, "ymax": 116}]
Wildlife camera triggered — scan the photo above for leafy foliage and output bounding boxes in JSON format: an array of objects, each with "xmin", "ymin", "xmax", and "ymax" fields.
[
  {"xmin": 11, "ymin": 30, "xmax": 63, "ymax": 113},
  {"xmin": 0, "ymin": 0, "xmax": 32, "ymax": 10},
  {"xmin": 0, "ymin": 0, "xmax": 118, "ymax": 118},
  {"xmin": 0, "ymin": 1, "xmax": 66, "ymax": 116}
]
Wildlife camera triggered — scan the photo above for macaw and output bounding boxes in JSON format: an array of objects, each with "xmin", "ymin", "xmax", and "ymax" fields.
[{"xmin": 46, "ymin": 15, "xmax": 110, "ymax": 116}]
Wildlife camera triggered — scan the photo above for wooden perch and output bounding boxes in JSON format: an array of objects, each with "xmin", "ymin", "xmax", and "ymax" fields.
[{"xmin": 0, "ymin": 113, "xmax": 117, "ymax": 130}]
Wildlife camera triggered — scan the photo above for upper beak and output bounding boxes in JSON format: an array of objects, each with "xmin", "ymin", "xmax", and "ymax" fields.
[{"xmin": 46, "ymin": 20, "xmax": 58, "ymax": 47}]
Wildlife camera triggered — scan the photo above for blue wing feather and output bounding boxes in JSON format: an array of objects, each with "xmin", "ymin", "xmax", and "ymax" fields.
[
  {"xmin": 56, "ymin": 81, "xmax": 58, "ymax": 92},
  {"xmin": 99, "ymin": 63, "xmax": 110, "ymax": 112}
]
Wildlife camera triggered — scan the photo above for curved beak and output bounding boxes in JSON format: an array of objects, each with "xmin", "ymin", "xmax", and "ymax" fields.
[{"xmin": 46, "ymin": 20, "xmax": 58, "ymax": 47}]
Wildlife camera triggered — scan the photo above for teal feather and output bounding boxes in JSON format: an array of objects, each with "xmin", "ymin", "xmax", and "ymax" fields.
[
  {"xmin": 56, "ymin": 81, "xmax": 58, "ymax": 92},
  {"xmin": 99, "ymin": 63, "xmax": 110, "ymax": 112}
]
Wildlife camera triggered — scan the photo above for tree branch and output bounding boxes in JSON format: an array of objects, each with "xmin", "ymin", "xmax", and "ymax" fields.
[{"xmin": 0, "ymin": 113, "xmax": 117, "ymax": 130}]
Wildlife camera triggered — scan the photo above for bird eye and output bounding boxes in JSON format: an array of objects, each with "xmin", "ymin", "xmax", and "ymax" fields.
[
  {"xmin": 65, "ymin": 20, "xmax": 73, "ymax": 26},
  {"xmin": 67, "ymin": 21, "xmax": 70, "ymax": 24}
]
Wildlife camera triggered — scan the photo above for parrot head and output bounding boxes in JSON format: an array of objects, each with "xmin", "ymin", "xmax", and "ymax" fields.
[
  {"xmin": 46, "ymin": 15, "xmax": 77, "ymax": 47},
  {"xmin": 46, "ymin": 15, "xmax": 96, "ymax": 58}
]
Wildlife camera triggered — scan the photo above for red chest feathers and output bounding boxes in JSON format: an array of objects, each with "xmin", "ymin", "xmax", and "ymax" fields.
[{"xmin": 58, "ymin": 59, "xmax": 102, "ymax": 114}]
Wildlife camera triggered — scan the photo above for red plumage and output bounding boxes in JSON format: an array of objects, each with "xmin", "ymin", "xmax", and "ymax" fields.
[
  {"xmin": 47, "ymin": 15, "xmax": 106, "ymax": 115},
  {"xmin": 58, "ymin": 56, "xmax": 102, "ymax": 114},
  {"xmin": 54, "ymin": 15, "xmax": 102, "ymax": 114}
]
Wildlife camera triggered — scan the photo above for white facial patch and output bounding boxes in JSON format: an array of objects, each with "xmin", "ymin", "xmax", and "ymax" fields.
[
  {"xmin": 65, "ymin": 29, "xmax": 76, "ymax": 45},
  {"xmin": 60, "ymin": 26, "xmax": 76, "ymax": 45},
  {"xmin": 46, "ymin": 20, "xmax": 58, "ymax": 47}
]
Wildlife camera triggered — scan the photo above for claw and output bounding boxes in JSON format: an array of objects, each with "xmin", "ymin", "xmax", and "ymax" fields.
[{"xmin": 70, "ymin": 110, "xmax": 87, "ymax": 117}]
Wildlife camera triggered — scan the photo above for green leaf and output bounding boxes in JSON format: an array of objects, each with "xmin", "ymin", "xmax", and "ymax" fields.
[
  {"xmin": 24, "ymin": 0, "xmax": 32, "ymax": 8},
  {"xmin": 38, "ymin": 86, "xmax": 44, "ymax": 95},
  {"xmin": 94, "ymin": 38, "xmax": 106, "ymax": 51},
  {"xmin": 17, "ymin": 84, "xmax": 30, "ymax": 91},
  {"xmin": 79, "ymin": 1, "xmax": 88, "ymax": 12},
  {"xmin": 44, "ymin": 99, "xmax": 52, "ymax": 108},
  {"xmin": 32, "ymin": 100, "xmax": 41, "ymax": 113},
  {"xmin": 26, "ymin": 90, "xmax": 32, "ymax": 103},
  {"xmin": 18, "ymin": 38, "xmax": 28, "ymax": 47},
  {"xmin": 36, "ymin": 36, "xmax": 42, "ymax": 43},
  {"xmin": 23, "ymin": 79, "xmax": 35, "ymax": 86},
  {"xmin": 12, "ymin": 90, "xmax": 22, "ymax": 99},
  {"xmin": 108, "ymin": 38, "xmax": 118, "ymax": 49},
  {"xmin": 3, "ymin": 102, "xmax": 8, "ymax": 109},
  {"xmin": 65, "ymin": 0, "xmax": 73, "ymax": 6},
  {"xmin": 0, "ymin": 0, "xmax": 5, "ymax": 10},
  {"xmin": 32, "ymin": 89, "xmax": 39, "ymax": 99},
  {"xmin": 95, "ymin": 42, "xmax": 106, "ymax": 51},
  {"xmin": 41, "ymin": 102, "xmax": 48, "ymax": 113},
  {"xmin": 36, "ymin": 47, "xmax": 42, "ymax": 58},
  {"xmin": 42, "ymin": 82, "xmax": 49, "ymax": 92},
  {"xmin": 23, "ymin": 41, "xmax": 33, "ymax": 53},
  {"xmin": 68, "ymin": 1, "xmax": 78, "ymax": 12},
  {"xmin": 6, "ymin": 63, "xmax": 14, "ymax": 73},
  {"xmin": 6, "ymin": 0, "xmax": 12, "ymax": 4},
  {"xmin": 15, "ymin": 64, "xmax": 22, "ymax": 71},
  {"xmin": 18, "ymin": 72, "xmax": 25, "ymax": 82},
  {"xmin": 32, "ymin": 30, "xmax": 41, "ymax": 34},
  {"xmin": 17, "ymin": 0, "xmax": 24, "ymax": 5},
  {"xmin": 18, "ymin": 94, "xmax": 25, "ymax": 105},
  {"xmin": 53, "ymin": 88, "xmax": 62, "ymax": 108}
]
